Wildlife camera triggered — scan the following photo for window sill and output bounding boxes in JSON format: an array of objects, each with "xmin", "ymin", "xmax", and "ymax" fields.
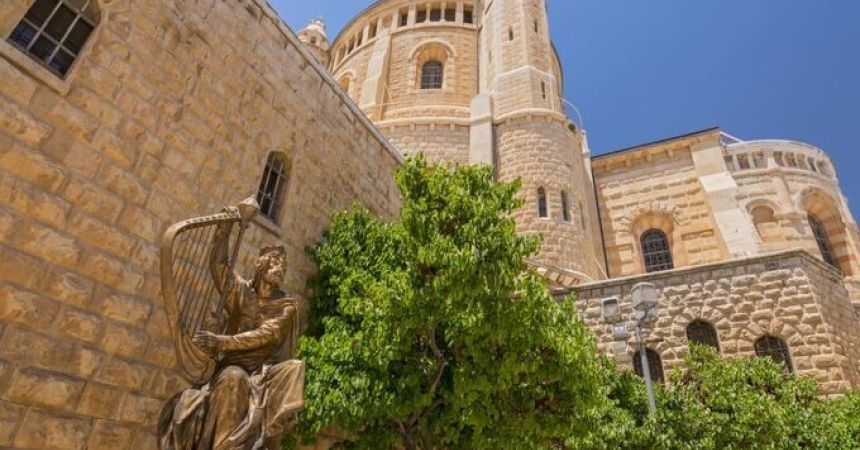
[
  {"xmin": 252, "ymin": 215, "xmax": 283, "ymax": 238},
  {"xmin": 0, "ymin": 39, "xmax": 70, "ymax": 96}
]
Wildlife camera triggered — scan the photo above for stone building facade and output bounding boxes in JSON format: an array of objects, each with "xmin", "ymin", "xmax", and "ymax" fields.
[
  {"xmin": 1, "ymin": 0, "xmax": 859, "ymax": 448},
  {"xmin": 321, "ymin": 0, "xmax": 860, "ymax": 396},
  {"xmin": 326, "ymin": 0, "xmax": 605, "ymax": 281},
  {"xmin": 0, "ymin": 0, "xmax": 401, "ymax": 448}
]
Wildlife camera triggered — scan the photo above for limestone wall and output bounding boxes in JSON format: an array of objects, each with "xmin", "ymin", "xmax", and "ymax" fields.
[
  {"xmin": 728, "ymin": 140, "xmax": 860, "ymax": 277},
  {"xmin": 571, "ymin": 251, "xmax": 860, "ymax": 395},
  {"xmin": 593, "ymin": 132, "xmax": 728, "ymax": 278},
  {"xmin": 496, "ymin": 116, "xmax": 603, "ymax": 279},
  {"xmin": 0, "ymin": 0, "xmax": 401, "ymax": 448},
  {"xmin": 383, "ymin": 123, "xmax": 471, "ymax": 165}
]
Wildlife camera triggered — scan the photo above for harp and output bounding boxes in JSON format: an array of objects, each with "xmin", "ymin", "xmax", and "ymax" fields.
[{"xmin": 160, "ymin": 198, "xmax": 259, "ymax": 385}]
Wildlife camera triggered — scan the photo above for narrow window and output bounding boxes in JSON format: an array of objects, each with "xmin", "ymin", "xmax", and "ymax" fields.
[
  {"xmin": 755, "ymin": 336, "xmax": 793, "ymax": 373},
  {"xmin": 540, "ymin": 81, "xmax": 547, "ymax": 99},
  {"xmin": 753, "ymin": 152, "xmax": 766, "ymax": 168},
  {"xmin": 416, "ymin": 8, "xmax": 428, "ymax": 23},
  {"xmin": 369, "ymin": 23, "xmax": 378, "ymax": 39},
  {"xmin": 686, "ymin": 320, "xmax": 720, "ymax": 351},
  {"xmin": 8, "ymin": 0, "xmax": 100, "ymax": 77},
  {"xmin": 509, "ymin": 28, "xmax": 514, "ymax": 41},
  {"xmin": 534, "ymin": 20, "xmax": 539, "ymax": 32},
  {"xmin": 774, "ymin": 152, "xmax": 784, "ymax": 167},
  {"xmin": 641, "ymin": 229, "xmax": 674, "ymax": 272},
  {"xmin": 429, "ymin": 8, "xmax": 442, "ymax": 22},
  {"xmin": 561, "ymin": 191, "xmax": 570, "ymax": 223},
  {"xmin": 463, "ymin": 6, "xmax": 474, "ymax": 24},
  {"xmin": 808, "ymin": 214, "xmax": 838, "ymax": 269},
  {"xmin": 356, "ymin": 33, "xmax": 363, "ymax": 47},
  {"xmin": 809, "ymin": 158, "xmax": 818, "ymax": 172},
  {"xmin": 537, "ymin": 187, "xmax": 548, "ymax": 218},
  {"xmin": 256, "ymin": 153, "xmax": 290, "ymax": 224},
  {"xmin": 420, "ymin": 60, "xmax": 443, "ymax": 89},
  {"xmin": 400, "ymin": 10, "xmax": 409, "ymax": 27},
  {"xmin": 444, "ymin": 8, "xmax": 456, "ymax": 22},
  {"xmin": 737, "ymin": 154, "xmax": 750, "ymax": 170},
  {"xmin": 633, "ymin": 348, "xmax": 665, "ymax": 384}
]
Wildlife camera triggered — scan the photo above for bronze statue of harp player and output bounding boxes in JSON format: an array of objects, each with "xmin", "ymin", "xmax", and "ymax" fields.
[{"xmin": 157, "ymin": 198, "xmax": 305, "ymax": 450}]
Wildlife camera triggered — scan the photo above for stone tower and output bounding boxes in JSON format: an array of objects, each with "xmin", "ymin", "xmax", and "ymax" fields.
[
  {"xmin": 476, "ymin": 0, "xmax": 605, "ymax": 281},
  {"xmin": 298, "ymin": 18, "xmax": 330, "ymax": 66},
  {"xmin": 328, "ymin": 0, "xmax": 605, "ymax": 283}
]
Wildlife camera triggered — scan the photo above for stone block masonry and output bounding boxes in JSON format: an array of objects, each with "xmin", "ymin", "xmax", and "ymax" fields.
[
  {"xmin": 0, "ymin": 0, "xmax": 402, "ymax": 447},
  {"xmin": 569, "ymin": 250, "xmax": 860, "ymax": 395}
]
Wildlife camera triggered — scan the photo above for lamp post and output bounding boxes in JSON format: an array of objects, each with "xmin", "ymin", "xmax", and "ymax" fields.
[{"xmin": 631, "ymin": 282, "xmax": 658, "ymax": 416}]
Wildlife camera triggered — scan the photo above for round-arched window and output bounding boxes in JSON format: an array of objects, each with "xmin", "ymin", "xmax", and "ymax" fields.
[
  {"xmin": 808, "ymin": 214, "xmax": 837, "ymax": 269},
  {"xmin": 633, "ymin": 348, "xmax": 665, "ymax": 384},
  {"xmin": 755, "ymin": 336, "xmax": 793, "ymax": 373},
  {"xmin": 686, "ymin": 320, "xmax": 720, "ymax": 352},
  {"xmin": 420, "ymin": 60, "xmax": 444, "ymax": 89},
  {"xmin": 641, "ymin": 229, "xmax": 673, "ymax": 273}
]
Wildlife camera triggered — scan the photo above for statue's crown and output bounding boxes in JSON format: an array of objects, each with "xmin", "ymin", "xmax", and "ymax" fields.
[{"xmin": 259, "ymin": 243, "xmax": 287, "ymax": 258}]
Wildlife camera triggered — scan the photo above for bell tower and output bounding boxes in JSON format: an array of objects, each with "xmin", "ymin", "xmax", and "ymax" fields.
[
  {"xmin": 473, "ymin": 0, "xmax": 605, "ymax": 282},
  {"xmin": 297, "ymin": 18, "xmax": 330, "ymax": 66}
]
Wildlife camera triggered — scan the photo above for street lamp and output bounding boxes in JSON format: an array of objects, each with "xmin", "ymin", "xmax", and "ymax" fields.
[{"xmin": 631, "ymin": 282, "xmax": 658, "ymax": 415}]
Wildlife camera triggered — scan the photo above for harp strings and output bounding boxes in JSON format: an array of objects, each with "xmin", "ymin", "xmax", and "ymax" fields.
[
  {"xmin": 172, "ymin": 222, "xmax": 237, "ymax": 334},
  {"xmin": 184, "ymin": 225, "xmax": 215, "ymax": 333},
  {"xmin": 174, "ymin": 226, "xmax": 201, "ymax": 329}
]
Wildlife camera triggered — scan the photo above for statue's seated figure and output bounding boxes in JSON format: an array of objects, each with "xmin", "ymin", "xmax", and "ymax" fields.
[{"xmin": 159, "ymin": 217, "xmax": 304, "ymax": 450}]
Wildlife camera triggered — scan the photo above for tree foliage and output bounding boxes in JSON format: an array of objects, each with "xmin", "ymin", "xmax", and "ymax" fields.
[
  {"xmin": 600, "ymin": 345, "xmax": 860, "ymax": 450},
  {"xmin": 287, "ymin": 157, "xmax": 609, "ymax": 449},
  {"xmin": 285, "ymin": 157, "xmax": 859, "ymax": 449}
]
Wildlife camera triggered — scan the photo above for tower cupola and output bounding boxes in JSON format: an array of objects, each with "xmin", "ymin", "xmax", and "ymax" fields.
[{"xmin": 298, "ymin": 17, "xmax": 330, "ymax": 66}]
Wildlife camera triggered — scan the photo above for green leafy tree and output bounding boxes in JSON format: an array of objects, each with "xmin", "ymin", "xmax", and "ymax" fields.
[
  {"xmin": 286, "ymin": 157, "xmax": 611, "ymax": 449},
  {"xmin": 630, "ymin": 345, "xmax": 860, "ymax": 449}
]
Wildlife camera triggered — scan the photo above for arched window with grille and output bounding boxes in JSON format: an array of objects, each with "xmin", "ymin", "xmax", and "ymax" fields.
[
  {"xmin": 755, "ymin": 336, "xmax": 793, "ymax": 373},
  {"xmin": 686, "ymin": 320, "xmax": 720, "ymax": 352},
  {"xmin": 633, "ymin": 348, "xmax": 664, "ymax": 384},
  {"xmin": 255, "ymin": 153, "xmax": 290, "ymax": 224},
  {"xmin": 420, "ymin": 60, "xmax": 443, "ymax": 89},
  {"xmin": 808, "ymin": 214, "xmax": 838, "ymax": 269},
  {"xmin": 8, "ymin": 0, "xmax": 100, "ymax": 77},
  {"xmin": 537, "ymin": 187, "xmax": 548, "ymax": 218},
  {"xmin": 641, "ymin": 229, "xmax": 673, "ymax": 273}
]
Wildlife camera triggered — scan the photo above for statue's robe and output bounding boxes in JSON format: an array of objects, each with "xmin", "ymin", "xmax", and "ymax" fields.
[{"xmin": 158, "ymin": 273, "xmax": 305, "ymax": 450}]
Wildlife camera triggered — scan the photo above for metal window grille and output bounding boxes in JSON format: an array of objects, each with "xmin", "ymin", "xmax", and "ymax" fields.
[
  {"xmin": 421, "ymin": 60, "xmax": 443, "ymax": 89},
  {"xmin": 686, "ymin": 320, "xmax": 720, "ymax": 351},
  {"xmin": 633, "ymin": 348, "xmax": 665, "ymax": 384},
  {"xmin": 561, "ymin": 191, "xmax": 570, "ymax": 222},
  {"xmin": 808, "ymin": 215, "xmax": 838, "ymax": 269},
  {"xmin": 8, "ymin": 0, "xmax": 98, "ymax": 77},
  {"xmin": 537, "ymin": 187, "xmax": 548, "ymax": 218},
  {"xmin": 755, "ymin": 336, "xmax": 793, "ymax": 373},
  {"xmin": 641, "ymin": 229, "xmax": 674, "ymax": 272},
  {"xmin": 255, "ymin": 153, "xmax": 289, "ymax": 224},
  {"xmin": 444, "ymin": 8, "xmax": 456, "ymax": 22}
]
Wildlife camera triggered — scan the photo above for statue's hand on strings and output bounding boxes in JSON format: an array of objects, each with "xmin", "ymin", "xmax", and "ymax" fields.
[{"xmin": 193, "ymin": 331, "xmax": 222, "ymax": 356}]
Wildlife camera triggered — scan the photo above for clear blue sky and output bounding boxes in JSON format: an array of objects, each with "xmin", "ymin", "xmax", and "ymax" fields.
[{"xmin": 272, "ymin": 0, "xmax": 860, "ymax": 211}]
